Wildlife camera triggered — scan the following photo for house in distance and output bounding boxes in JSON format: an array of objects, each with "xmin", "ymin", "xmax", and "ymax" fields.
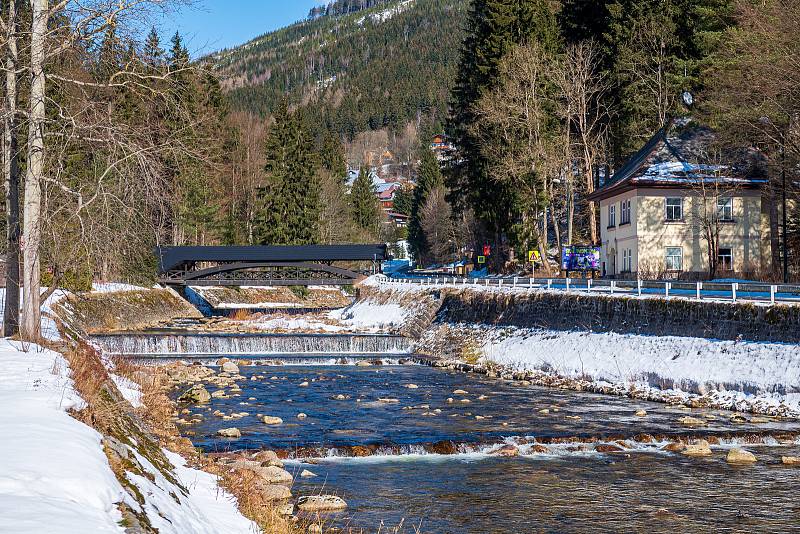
[{"xmin": 587, "ymin": 119, "xmax": 771, "ymax": 280}]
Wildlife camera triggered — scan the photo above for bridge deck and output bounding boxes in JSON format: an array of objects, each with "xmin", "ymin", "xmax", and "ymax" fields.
[{"xmin": 156, "ymin": 245, "xmax": 388, "ymax": 287}]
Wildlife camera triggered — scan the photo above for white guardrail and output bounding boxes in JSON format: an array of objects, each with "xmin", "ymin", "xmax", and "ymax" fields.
[{"xmin": 377, "ymin": 275, "xmax": 800, "ymax": 305}]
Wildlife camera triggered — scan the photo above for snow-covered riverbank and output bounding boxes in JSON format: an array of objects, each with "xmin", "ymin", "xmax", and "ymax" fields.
[{"xmin": 0, "ymin": 340, "xmax": 258, "ymax": 533}]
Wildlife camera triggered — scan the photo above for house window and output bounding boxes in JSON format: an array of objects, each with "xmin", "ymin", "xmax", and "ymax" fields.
[
  {"xmin": 665, "ymin": 247, "xmax": 683, "ymax": 271},
  {"xmin": 665, "ymin": 198, "xmax": 683, "ymax": 221},
  {"xmin": 716, "ymin": 197, "xmax": 733, "ymax": 222},
  {"xmin": 622, "ymin": 249, "xmax": 632, "ymax": 272},
  {"xmin": 608, "ymin": 204, "xmax": 616, "ymax": 228},
  {"xmin": 718, "ymin": 248, "xmax": 734, "ymax": 272},
  {"xmin": 620, "ymin": 199, "xmax": 631, "ymax": 225}
]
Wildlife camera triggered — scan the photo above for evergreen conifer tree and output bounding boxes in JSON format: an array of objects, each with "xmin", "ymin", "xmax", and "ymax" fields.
[
  {"xmin": 255, "ymin": 101, "xmax": 320, "ymax": 245},
  {"xmin": 350, "ymin": 166, "xmax": 380, "ymax": 233}
]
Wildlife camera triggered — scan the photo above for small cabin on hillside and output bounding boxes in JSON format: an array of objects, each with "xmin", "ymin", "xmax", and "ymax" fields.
[{"xmin": 587, "ymin": 119, "xmax": 771, "ymax": 279}]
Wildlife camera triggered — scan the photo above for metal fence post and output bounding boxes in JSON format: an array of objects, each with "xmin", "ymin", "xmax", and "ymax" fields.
[
  {"xmin": 771, "ymin": 285, "xmax": 776, "ymax": 305},
  {"xmin": 513, "ymin": 276, "xmax": 518, "ymax": 288},
  {"xmin": 665, "ymin": 282, "xmax": 671, "ymax": 299},
  {"xmin": 610, "ymin": 280, "xmax": 616, "ymax": 295},
  {"xmin": 732, "ymin": 283, "xmax": 738, "ymax": 303},
  {"xmin": 637, "ymin": 279, "xmax": 642, "ymax": 297},
  {"xmin": 529, "ymin": 278, "xmax": 533, "ymax": 288},
  {"xmin": 566, "ymin": 278, "xmax": 571, "ymax": 292},
  {"xmin": 547, "ymin": 279, "xmax": 552, "ymax": 290},
  {"xmin": 587, "ymin": 279, "xmax": 593, "ymax": 292},
  {"xmin": 696, "ymin": 282, "xmax": 702, "ymax": 301}
]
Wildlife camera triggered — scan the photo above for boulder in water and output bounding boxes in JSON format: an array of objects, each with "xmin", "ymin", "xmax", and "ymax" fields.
[
  {"xmin": 781, "ymin": 456, "xmax": 800, "ymax": 465},
  {"xmin": 217, "ymin": 427, "xmax": 241, "ymax": 438},
  {"xmin": 297, "ymin": 413, "xmax": 308, "ymax": 419},
  {"xmin": 178, "ymin": 385, "xmax": 211, "ymax": 403},
  {"xmin": 595, "ymin": 444, "xmax": 625, "ymax": 453},
  {"xmin": 453, "ymin": 389, "xmax": 468, "ymax": 395},
  {"xmin": 677, "ymin": 416, "xmax": 707, "ymax": 427},
  {"xmin": 529, "ymin": 444, "xmax": 550, "ymax": 454},
  {"xmin": 252, "ymin": 465, "xmax": 293, "ymax": 484},
  {"xmin": 726, "ymin": 448, "xmax": 757, "ymax": 464},
  {"xmin": 300, "ymin": 469, "xmax": 317, "ymax": 478},
  {"xmin": 297, "ymin": 495, "xmax": 348, "ymax": 512},
  {"xmin": 262, "ymin": 416, "xmax": 283, "ymax": 425},
  {"xmin": 492, "ymin": 444, "xmax": 519, "ymax": 457},
  {"xmin": 276, "ymin": 503, "xmax": 294, "ymax": 516},
  {"xmin": 405, "ymin": 384, "xmax": 419, "ymax": 389},
  {"xmin": 221, "ymin": 361, "xmax": 240, "ymax": 374},
  {"xmin": 635, "ymin": 409, "xmax": 647, "ymax": 417},
  {"xmin": 682, "ymin": 440, "xmax": 712, "ymax": 457},
  {"xmin": 256, "ymin": 482, "xmax": 291, "ymax": 501}
]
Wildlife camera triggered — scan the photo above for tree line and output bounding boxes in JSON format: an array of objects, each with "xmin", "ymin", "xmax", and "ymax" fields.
[{"xmin": 438, "ymin": 0, "xmax": 798, "ymax": 277}]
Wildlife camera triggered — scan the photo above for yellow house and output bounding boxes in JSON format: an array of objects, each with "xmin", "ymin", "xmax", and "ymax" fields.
[{"xmin": 588, "ymin": 120, "xmax": 771, "ymax": 279}]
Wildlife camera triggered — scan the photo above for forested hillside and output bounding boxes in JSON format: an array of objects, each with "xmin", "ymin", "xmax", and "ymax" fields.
[{"xmin": 209, "ymin": 0, "xmax": 466, "ymax": 139}]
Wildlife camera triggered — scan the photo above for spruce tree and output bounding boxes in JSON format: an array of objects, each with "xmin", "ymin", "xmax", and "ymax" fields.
[
  {"xmin": 408, "ymin": 145, "xmax": 443, "ymax": 263},
  {"xmin": 448, "ymin": 0, "xmax": 560, "ymax": 264},
  {"xmin": 350, "ymin": 166, "xmax": 380, "ymax": 233},
  {"xmin": 255, "ymin": 101, "xmax": 320, "ymax": 245},
  {"xmin": 319, "ymin": 131, "xmax": 348, "ymax": 184}
]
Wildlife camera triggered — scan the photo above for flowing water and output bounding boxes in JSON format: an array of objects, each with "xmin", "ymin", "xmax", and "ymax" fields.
[{"xmin": 176, "ymin": 362, "xmax": 800, "ymax": 533}]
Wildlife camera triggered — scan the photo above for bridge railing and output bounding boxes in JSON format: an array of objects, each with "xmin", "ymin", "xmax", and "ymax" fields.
[{"xmin": 375, "ymin": 274, "xmax": 800, "ymax": 305}]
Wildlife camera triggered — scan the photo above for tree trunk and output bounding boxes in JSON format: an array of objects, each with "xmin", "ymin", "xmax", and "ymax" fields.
[
  {"xmin": 768, "ymin": 185, "xmax": 781, "ymax": 277},
  {"xmin": 3, "ymin": 0, "xmax": 20, "ymax": 337},
  {"xmin": 21, "ymin": 0, "xmax": 48, "ymax": 341}
]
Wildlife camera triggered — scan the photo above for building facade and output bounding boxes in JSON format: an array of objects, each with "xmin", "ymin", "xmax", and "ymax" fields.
[{"xmin": 588, "ymin": 120, "xmax": 771, "ymax": 279}]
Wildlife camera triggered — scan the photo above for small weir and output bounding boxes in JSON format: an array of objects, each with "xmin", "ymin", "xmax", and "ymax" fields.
[{"xmin": 90, "ymin": 331, "xmax": 412, "ymax": 356}]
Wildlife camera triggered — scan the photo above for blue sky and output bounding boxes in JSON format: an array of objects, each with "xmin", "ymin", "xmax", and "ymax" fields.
[{"xmin": 160, "ymin": 1, "xmax": 321, "ymax": 57}]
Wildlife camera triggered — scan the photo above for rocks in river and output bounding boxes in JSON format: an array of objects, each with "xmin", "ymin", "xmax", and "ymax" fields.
[
  {"xmin": 211, "ymin": 390, "xmax": 227, "ymax": 398},
  {"xmin": 300, "ymin": 469, "xmax": 317, "ymax": 478},
  {"xmin": 460, "ymin": 399, "xmax": 471, "ymax": 403},
  {"xmin": 252, "ymin": 465, "xmax": 294, "ymax": 484},
  {"xmin": 749, "ymin": 416, "xmax": 770, "ymax": 424},
  {"xmin": 635, "ymin": 409, "xmax": 648, "ymax": 417},
  {"xmin": 355, "ymin": 361, "xmax": 371, "ymax": 367},
  {"xmin": 729, "ymin": 414, "xmax": 748, "ymax": 424},
  {"xmin": 255, "ymin": 482, "xmax": 292, "ymax": 502},
  {"xmin": 378, "ymin": 398, "xmax": 400, "ymax": 403},
  {"xmin": 178, "ymin": 385, "xmax": 211, "ymax": 403},
  {"xmin": 478, "ymin": 395, "xmax": 488, "ymax": 400},
  {"xmin": 297, "ymin": 495, "xmax": 348, "ymax": 512},
  {"xmin": 662, "ymin": 442, "xmax": 685, "ymax": 454},
  {"xmin": 217, "ymin": 427, "xmax": 241, "ymax": 438},
  {"xmin": 492, "ymin": 444, "xmax": 519, "ymax": 457},
  {"xmin": 253, "ymin": 450, "xmax": 284, "ymax": 467},
  {"xmin": 446, "ymin": 398, "xmax": 454, "ymax": 403},
  {"xmin": 298, "ymin": 381, "xmax": 310, "ymax": 387},
  {"xmin": 426, "ymin": 441, "xmax": 458, "ymax": 455},
  {"xmin": 331, "ymin": 394, "xmax": 348, "ymax": 400},
  {"xmin": 405, "ymin": 384, "xmax": 419, "ymax": 389},
  {"xmin": 595, "ymin": 444, "xmax": 625, "ymax": 453},
  {"xmin": 726, "ymin": 448, "xmax": 757, "ymax": 464},
  {"xmin": 781, "ymin": 456, "xmax": 800, "ymax": 465},
  {"xmin": 677, "ymin": 416, "xmax": 707, "ymax": 427},
  {"xmin": 453, "ymin": 389, "xmax": 468, "ymax": 395},
  {"xmin": 681, "ymin": 440, "xmax": 712, "ymax": 457},
  {"xmin": 529, "ymin": 444, "xmax": 550, "ymax": 454},
  {"xmin": 350, "ymin": 446, "xmax": 373, "ymax": 457},
  {"xmin": 221, "ymin": 361, "xmax": 240, "ymax": 374},
  {"xmin": 565, "ymin": 415, "xmax": 582, "ymax": 421},
  {"xmin": 297, "ymin": 413, "xmax": 308, "ymax": 419},
  {"xmin": 262, "ymin": 416, "xmax": 283, "ymax": 425},
  {"xmin": 538, "ymin": 408, "xmax": 550, "ymax": 415}
]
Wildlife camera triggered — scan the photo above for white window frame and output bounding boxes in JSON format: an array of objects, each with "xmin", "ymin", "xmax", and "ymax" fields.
[
  {"xmin": 608, "ymin": 204, "xmax": 616, "ymax": 227},
  {"xmin": 622, "ymin": 249, "xmax": 632, "ymax": 272},
  {"xmin": 665, "ymin": 247, "xmax": 683, "ymax": 271},
  {"xmin": 716, "ymin": 197, "xmax": 733, "ymax": 222},
  {"xmin": 665, "ymin": 197, "xmax": 683, "ymax": 222},
  {"xmin": 620, "ymin": 199, "xmax": 631, "ymax": 225},
  {"xmin": 718, "ymin": 247, "xmax": 734, "ymax": 272}
]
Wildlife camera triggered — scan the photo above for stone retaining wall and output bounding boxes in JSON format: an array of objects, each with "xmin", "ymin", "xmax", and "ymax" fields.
[{"xmin": 435, "ymin": 290, "xmax": 799, "ymax": 343}]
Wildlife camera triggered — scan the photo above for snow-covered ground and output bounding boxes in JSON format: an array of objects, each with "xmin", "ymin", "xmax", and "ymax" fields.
[
  {"xmin": 328, "ymin": 300, "xmax": 411, "ymax": 332},
  {"xmin": 476, "ymin": 326, "xmax": 800, "ymax": 415},
  {"xmin": 0, "ymin": 333, "xmax": 259, "ymax": 532}
]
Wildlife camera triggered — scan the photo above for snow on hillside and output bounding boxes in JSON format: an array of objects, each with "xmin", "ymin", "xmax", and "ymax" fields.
[
  {"xmin": 357, "ymin": 0, "xmax": 415, "ymax": 25},
  {"xmin": 479, "ymin": 326, "xmax": 800, "ymax": 415},
  {"xmin": 0, "ymin": 340, "xmax": 259, "ymax": 533}
]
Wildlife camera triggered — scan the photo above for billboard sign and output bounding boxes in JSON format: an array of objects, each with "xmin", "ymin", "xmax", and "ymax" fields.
[{"xmin": 561, "ymin": 245, "xmax": 600, "ymax": 272}]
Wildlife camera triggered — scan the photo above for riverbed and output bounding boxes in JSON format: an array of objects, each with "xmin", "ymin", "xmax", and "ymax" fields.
[{"xmin": 176, "ymin": 361, "xmax": 800, "ymax": 533}]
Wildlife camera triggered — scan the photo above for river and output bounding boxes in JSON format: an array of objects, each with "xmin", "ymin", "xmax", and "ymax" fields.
[{"xmin": 175, "ymin": 361, "xmax": 800, "ymax": 533}]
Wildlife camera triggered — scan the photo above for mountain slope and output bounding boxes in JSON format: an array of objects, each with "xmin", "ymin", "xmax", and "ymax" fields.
[{"xmin": 209, "ymin": 0, "xmax": 467, "ymax": 138}]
